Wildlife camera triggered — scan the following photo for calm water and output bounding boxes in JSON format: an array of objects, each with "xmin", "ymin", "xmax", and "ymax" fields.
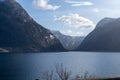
[{"xmin": 0, "ymin": 52, "xmax": 120, "ymax": 80}]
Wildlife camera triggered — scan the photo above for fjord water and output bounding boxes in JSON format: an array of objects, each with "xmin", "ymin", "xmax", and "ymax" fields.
[{"xmin": 0, "ymin": 52, "xmax": 120, "ymax": 80}]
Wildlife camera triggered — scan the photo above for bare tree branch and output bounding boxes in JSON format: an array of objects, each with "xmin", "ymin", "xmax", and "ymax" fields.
[{"xmin": 55, "ymin": 64, "xmax": 71, "ymax": 80}]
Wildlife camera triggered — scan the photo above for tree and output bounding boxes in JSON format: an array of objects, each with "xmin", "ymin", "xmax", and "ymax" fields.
[
  {"xmin": 43, "ymin": 70, "xmax": 54, "ymax": 80},
  {"xmin": 55, "ymin": 64, "xmax": 71, "ymax": 80}
]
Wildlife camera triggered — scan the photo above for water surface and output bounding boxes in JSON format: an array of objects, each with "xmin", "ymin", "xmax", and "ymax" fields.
[{"xmin": 0, "ymin": 52, "xmax": 120, "ymax": 80}]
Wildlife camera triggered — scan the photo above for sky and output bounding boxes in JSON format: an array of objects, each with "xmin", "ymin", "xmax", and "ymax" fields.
[{"xmin": 16, "ymin": 0, "xmax": 120, "ymax": 36}]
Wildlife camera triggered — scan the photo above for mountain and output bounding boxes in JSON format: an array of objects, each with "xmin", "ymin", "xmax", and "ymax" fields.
[
  {"xmin": 52, "ymin": 31, "xmax": 84, "ymax": 50},
  {"xmin": 0, "ymin": 0, "xmax": 66, "ymax": 53},
  {"xmin": 77, "ymin": 17, "xmax": 120, "ymax": 52}
]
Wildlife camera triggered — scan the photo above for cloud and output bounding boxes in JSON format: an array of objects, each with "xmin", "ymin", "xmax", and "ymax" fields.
[
  {"xmin": 32, "ymin": 0, "xmax": 60, "ymax": 10},
  {"xmin": 54, "ymin": 13, "xmax": 95, "ymax": 29},
  {"xmin": 60, "ymin": 30, "xmax": 84, "ymax": 36},
  {"xmin": 65, "ymin": 0, "xmax": 93, "ymax": 6},
  {"xmin": 92, "ymin": 8, "xmax": 100, "ymax": 13}
]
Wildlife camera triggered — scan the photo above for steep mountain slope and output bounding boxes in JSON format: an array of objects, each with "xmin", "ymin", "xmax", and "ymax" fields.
[
  {"xmin": 0, "ymin": 0, "xmax": 66, "ymax": 52},
  {"xmin": 77, "ymin": 17, "xmax": 120, "ymax": 52},
  {"xmin": 52, "ymin": 31, "xmax": 84, "ymax": 50}
]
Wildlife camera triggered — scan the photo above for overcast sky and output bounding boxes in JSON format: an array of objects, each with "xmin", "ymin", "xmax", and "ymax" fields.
[{"xmin": 16, "ymin": 0, "xmax": 120, "ymax": 36}]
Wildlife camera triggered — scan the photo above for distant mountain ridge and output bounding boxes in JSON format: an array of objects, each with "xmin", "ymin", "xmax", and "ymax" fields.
[
  {"xmin": 77, "ymin": 17, "xmax": 120, "ymax": 52},
  {"xmin": 0, "ymin": 0, "xmax": 66, "ymax": 52},
  {"xmin": 52, "ymin": 31, "xmax": 84, "ymax": 50}
]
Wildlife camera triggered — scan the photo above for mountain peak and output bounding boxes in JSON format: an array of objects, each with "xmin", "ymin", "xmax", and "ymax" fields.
[
  {"xmin": 0, "ymin": 0, "xmax": 32, "ymax": 22},
  {"xmin": 0, "ymin": 0, "xmax": 66, "ymax": 52},
  {"xmin": 78, "ymin": 17, "xmax": 120, "ymax": 52},
  {"xmin": 95, "ymin": 17, "xmax": 115, "ymax": 29},
  {"xmin": 52, "ymin": 31, "xmax": 84, "ymax": 50}
]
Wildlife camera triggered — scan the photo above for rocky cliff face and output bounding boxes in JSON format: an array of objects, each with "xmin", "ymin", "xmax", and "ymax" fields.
[
  {"xmin": 77, "ymin": 17, "xmax": 120, "ymax": 52},
  {"xmin": 52, "ymin": 31, "xmax": 84, "ymax": 50},
  {"xmin": 0, "ymin": 0, "xmax": 66, "ymax": 53}
]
